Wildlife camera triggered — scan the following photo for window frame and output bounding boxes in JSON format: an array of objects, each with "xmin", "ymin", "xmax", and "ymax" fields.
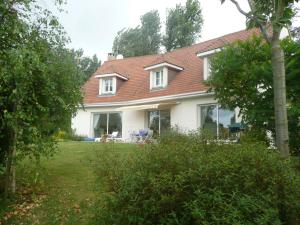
[
  {"xmin": 152, "ymin": 70, "xmax": 163, "ymax": 88},
  {"xmin": 101, "ymin": 78, "xmax": 114, "ymax": 94},
  {"xmin": 92, "ymin": 112, "xmax": 122, "ymax": 138},
  {"xmin": 198, "ymin": 104, "xmax": 236, "ymax": 139}
]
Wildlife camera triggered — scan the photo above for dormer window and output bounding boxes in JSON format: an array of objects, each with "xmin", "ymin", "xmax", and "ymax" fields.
[
  {"xmin": 95, "ymin": 73, "xmax": 128, "ymax": 96},
  {"xmin": 102, "ymin": 78, "xmax": 114, "ymax": 94},
  {"xmin": 154, "ymin": 70, "xmax": 163, "ymax": 88},
  {"xmin": 197, "ymin": 48, "xmax": 221, "ymax": 81},
  {"xmin": 144, "ymin": 62, "xmax": 183, "ymax": 91}
]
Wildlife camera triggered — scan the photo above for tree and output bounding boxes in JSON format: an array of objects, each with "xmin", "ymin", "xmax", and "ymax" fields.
[
  {"xmin": 0, "ymin": 0, "xmax": 82, "ymax": 197},
  {"xmin": 140, "ymin": 10, "xmax": 161, "ymax": 55},
  {"xmin": 163, "ymin": 0, "xmax": 203, "ymax": 51},
  {"xmin": 113, "ymin": 10, "xmax": 161, "ymax": 57},
  {"xmin": 75, "ymin": 49, "xmax": 101, "ymax": 82},
  {"xmin": 220, "ymin": 0, "xmax": 299, "ymax": 157},
  {"xmin": 208, "ymin": 36, "xmax": 300, "ymax": 155}
]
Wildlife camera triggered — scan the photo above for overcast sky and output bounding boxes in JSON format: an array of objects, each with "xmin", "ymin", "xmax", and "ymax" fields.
[{"xmin": 40, "ymin": 0, "xmax": 300, "ymax": 62}]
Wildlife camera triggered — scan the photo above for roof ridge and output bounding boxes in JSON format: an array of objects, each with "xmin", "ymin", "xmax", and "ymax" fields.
[{"xmin": 168, "ymin": 28, "xmax": 259, "ymax": 53}]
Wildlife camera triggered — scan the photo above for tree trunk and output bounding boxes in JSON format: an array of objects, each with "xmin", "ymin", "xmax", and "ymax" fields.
[
  {"xmin": 271, "ymin": 35, "xmax": 289, "ymax": 157},
  {"xmin": 4, "ymin": 127, "xmax": 17, "ymax": 198}
]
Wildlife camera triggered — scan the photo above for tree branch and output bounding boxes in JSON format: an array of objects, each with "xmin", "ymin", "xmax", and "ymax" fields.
[
  {"xmin": 230, "ymin": 0, "xmax": 249, "ymax": 17},
  {"xmin": 229, "ymin": 0, "xmax": 272, "ymax": 44}
]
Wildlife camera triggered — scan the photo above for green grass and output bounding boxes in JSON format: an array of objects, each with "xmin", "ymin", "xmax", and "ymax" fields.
[{"xmin": 0, "ymin": 141, "xmax": 138, "ymax": 225}]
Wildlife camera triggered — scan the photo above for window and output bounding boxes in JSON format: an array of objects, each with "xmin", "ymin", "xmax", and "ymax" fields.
[
  {"xmin": 199, "ymin": 104, "xmax": 236, "ymax": 138},
  {"xmin": 102, "ymin": 78, "xmax": 113, "ymax": 93},
  {"xmin": 93, "ymin": 112, "xmax": 122, "ymax": 138},
  {"xmin": 148, "ymin": 110, "xmax": 170, "ymax": 136},
  {"xmin": 153, "ymin": 70, "xmax": 163, "ymax": 88}
]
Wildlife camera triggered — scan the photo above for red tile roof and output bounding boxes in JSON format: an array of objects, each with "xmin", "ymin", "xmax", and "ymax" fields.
[{"xmin": 83, "ymin": 28, "xmax": 260, "ymax": 104}]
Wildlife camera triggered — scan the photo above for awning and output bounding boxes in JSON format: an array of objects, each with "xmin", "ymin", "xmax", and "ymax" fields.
[{"xmin": 115, "ymin": 102, "xmax": 178, "ymax": 111}]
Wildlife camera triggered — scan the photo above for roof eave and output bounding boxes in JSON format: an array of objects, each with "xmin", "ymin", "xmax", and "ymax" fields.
[
  {"xmin": 144, "ymin": 62, "xmax": 184, "ymax": 71},
  {"xmin": 94, "ymin": 73, "xmax": 128, "ymax": 81}
]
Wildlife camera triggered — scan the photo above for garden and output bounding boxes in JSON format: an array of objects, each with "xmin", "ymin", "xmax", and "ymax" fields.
[{"xmin": 1, "ymin": 133, "xmax": 299, "ymax": 225}]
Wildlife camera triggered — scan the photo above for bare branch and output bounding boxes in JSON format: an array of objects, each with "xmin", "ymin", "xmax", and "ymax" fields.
[{"xmin": 230, "ymin": 0, "xmax": 250, "ymax": 17}]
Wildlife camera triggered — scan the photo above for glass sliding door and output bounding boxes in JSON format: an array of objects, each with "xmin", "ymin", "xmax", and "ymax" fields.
[
  {"xmin": 200, "ymin": 105, "xmax": 218, "ymax": 137},
  {"xmin": 218, "ymin": 108, "xmax": 236, "ymax": 139},
  {"xmin": 93, "ymin": 113, "xmax": 107, "ymax": 138},
  {"xmin": 148, "ymin": 110, "xmax": 170, "ymax": 136},
  {"xmin": 160, "ymin": 110, "xmax": 171, "ymax": 134},
  {"xmin": 108, "ymin": 113, "xmax": 122, "ymax": 137},
  {"xmin": 93, "ymin": 112, "xmax": 122, "ymax": 138},
  {"xmin": 199, "ymin": 104, "xmax": 236, "ymax": 138},
  {"xmin": 148, "ymin": 111, "xmax": 160, "ymax": 136}
]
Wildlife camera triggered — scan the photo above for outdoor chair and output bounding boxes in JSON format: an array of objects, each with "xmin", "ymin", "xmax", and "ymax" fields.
[{"xmin": 107, "ymin": 131, "xmax": 119, "ymax": 142}]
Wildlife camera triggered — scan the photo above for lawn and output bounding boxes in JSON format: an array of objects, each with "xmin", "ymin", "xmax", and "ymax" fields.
[{"xmin": 0, "ymin": 141, "xmax": 138, "ymax": 225}]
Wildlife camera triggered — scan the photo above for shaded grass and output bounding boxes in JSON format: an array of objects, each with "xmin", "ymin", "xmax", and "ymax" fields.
[{"xmin": 0, "ymin": 141, "xmax": 138, "ymax": 225}]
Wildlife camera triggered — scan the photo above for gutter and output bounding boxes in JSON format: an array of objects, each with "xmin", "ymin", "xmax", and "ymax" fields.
[{"xmin": 81, "ymin": 91, "xmax": 214, "ymax": 108}]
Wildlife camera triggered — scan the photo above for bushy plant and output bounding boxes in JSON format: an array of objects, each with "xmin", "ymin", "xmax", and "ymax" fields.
[{"xmin": 92, "ymin": 132, "xmax": 300, "ymax": 225}]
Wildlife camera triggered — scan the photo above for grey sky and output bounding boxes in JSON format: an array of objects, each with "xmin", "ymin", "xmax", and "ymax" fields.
[{"xmin": 41, "ymin": 0, "xmax": 300, "ymax": 62}]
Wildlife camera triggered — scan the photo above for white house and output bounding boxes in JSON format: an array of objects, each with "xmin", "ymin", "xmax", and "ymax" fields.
[{"xmin": 72, "ymin": 28, "xmax": 260, "ymax": 141}]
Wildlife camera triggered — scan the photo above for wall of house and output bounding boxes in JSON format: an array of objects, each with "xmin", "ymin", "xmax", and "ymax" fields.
[
  {"xmin": 71, "ymin": 106, "xmax": 117, "ymax": 137},
  {"xmin": 71, "ymin": 106, "xmax": 146, "ymax": 141},
  {"xmin": 170, "ymin": 96, "xmax": 217, "ymax": 132},
  {"xmin": 122, "ymin": 109, "xmax": 146, "ymax": 142},
  {"xmin": 72, "ymin": 95, "xmax": 241, "ymax": 140}
]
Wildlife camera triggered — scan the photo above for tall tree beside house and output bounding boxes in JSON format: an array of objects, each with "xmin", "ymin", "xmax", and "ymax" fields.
[
  {"xmin": 112, "ymin": 10, "xmax": 161, "ymax": 57},
  {"xmin": 163, "ymin": 0, "xmax": 203, "ymax": 51},
  {"xmin": 0, "ymin": 0, "xmax": 82, "ymax": 197},
  {"xmin": 208, "ymin": 36, "xmax": 300, "ymax": 155},
  {"xmin": 221, "ymin": 0, "xmax": 299, "ymax": 157},
  {"xmin": 140, "ymin": 10, "xmax": 161, "ymax": 55},
  {"xmin": 75, "ymin": 49, "xmax": 101, "ymax": 82}
]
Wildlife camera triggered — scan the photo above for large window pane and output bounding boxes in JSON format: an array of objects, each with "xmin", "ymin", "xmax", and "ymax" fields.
[
  {"xmin": 93, "ymin": 113, "xmax": 107, "ymax": 138},
  {"xmin": 200, "ymin": 105, "xmax": 218, "ymax": 137},
  {"xmin": 160, "ymin": 110, "xmax": 170, "ymax": 134},
  {"xmin": 218, "ymin": 108, "xmax": 236, "ymax": 139},
  {"xmin": 108, "ymin": 113, "xmax": 122, "ymax": 137},
  {"xmin": 149, "ymin": 111, "xmax": 159, "ymax": 136},
  {"xmin": 199, "ymin": 105, "xmax": 236, "ymax": 139},
  {"xmin": 148, "ymin": 110, "xmax": 170, "ymax": 136}
]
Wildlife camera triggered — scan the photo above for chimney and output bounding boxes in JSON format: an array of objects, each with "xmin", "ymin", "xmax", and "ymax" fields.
[{"xmin": 107, "ymin": 53, "xmax": 116, "ymax": 61}]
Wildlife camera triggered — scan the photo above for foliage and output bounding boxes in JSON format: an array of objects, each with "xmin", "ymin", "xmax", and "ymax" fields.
[
  {"xmin": 0, "ymin": 0, "xmax": 83, "ymax": 194},
  {"xmin": 53, "ymin": 130, "xmax": 85, "ymax": 141},
  {"xmin": 112, "ymin": 10, "xmax": 161, "ymax": 57},
  {"xmin": 221, "ymin": 0, "xmax": 299, "ymax": 157},
  {"xmin": 92, "ymin": 132, "xmax": 300, "ymax": 225},
  {"xmin": 75, "ymin": 49, "xmax": 101, "ymax": 82},
  {"xmin": 208, "ymin": 36, "xmax": 300, "ymax": 155},
  {"xmin": 163, "ymin": 0, "xmax": 203, "ymax": 51}
]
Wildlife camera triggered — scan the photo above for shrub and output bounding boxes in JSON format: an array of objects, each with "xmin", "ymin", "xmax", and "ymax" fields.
[
  {"xmin": 92, "ymin": 132, "xmax": 300, "ymax": 225},
  {"xmin": 53, "ymin": 129, "xmax": 85, "ymax": 141}
]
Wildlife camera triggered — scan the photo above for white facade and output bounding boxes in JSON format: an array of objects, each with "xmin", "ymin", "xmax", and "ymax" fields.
[{"xmin": 72, "ymin": 93, "xmax": 241, "ymax": 141}]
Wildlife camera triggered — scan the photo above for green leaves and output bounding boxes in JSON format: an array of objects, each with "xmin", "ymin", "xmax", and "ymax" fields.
[
  {"xmin": 0, "ymin": 0, "xmax": 83, "ymax": 165},
  {"xmin": 112, "ymin": 10, "xmax": 161, "ymax": 57},
  {"xmin": 208, "ymin": 36, "xmax": 300, "ymax": 154},
  {"xmin": 163, "ymin": 0, "xmax": 203, "ymax": 51}
]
